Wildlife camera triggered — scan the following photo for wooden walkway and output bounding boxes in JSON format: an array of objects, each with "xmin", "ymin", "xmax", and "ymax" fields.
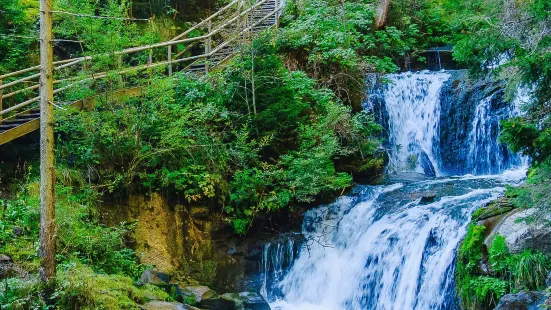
[{"xmin": 0, "ymin": 0, "xmax": 281, "ymax": 145}]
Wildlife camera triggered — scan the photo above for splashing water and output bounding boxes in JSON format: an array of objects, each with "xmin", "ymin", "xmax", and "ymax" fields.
[{"xmin": 267, "ymin": 172, "xmax": 525, "ymax": 310}]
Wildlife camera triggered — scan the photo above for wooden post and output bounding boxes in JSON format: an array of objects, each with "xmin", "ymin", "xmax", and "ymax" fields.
[
  {"xmin": 168, "ymin": 45, "xmax": 172, "ymax": 76},
  {"xmin": 149, "ymin": 48, "xmax": 153, "ymax": 65},
  {"xmin": 275, "ymin": 0, "xmax": 280, "ymax": 29},
  {"xmin": 39, "ymin": 0, "xmax": 56, "ymax": 284},
  {"xmin": 205, "ymin": 20, "xmax": 212, "ymax": 74},
  {"xmin": 0, "ymin": 79, "xmax": 3, "ymax": 122}
]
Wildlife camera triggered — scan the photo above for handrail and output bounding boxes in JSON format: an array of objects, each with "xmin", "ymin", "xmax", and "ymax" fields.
[
  {"xmin": 0, "ymin": 0, "xmax": 268, "ymax": 92},
  {"xmin": 170, "ymin": 0, "xmax": 240, "ymax": 42},
  {"xmin": 0, "ymin": 0, "xmax": 281, "ymax": 118}
]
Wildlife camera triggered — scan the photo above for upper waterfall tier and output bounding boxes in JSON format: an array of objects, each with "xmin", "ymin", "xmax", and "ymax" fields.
[{"xmin": 368, "ymin": 70, "xmax": 524, "ymax": 176}]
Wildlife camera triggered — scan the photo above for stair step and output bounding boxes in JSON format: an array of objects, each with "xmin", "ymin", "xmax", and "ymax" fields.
[
  {"xmin": 16, "ymin": 113, "xmax": 41, "ymax": 120},
  {"xmin": 0, "ymin": 123, "xmax": 21, "ymax": 130},
  {"xmin": 2, "ymin": 118, "xmax": 32, "ymax": 125}
]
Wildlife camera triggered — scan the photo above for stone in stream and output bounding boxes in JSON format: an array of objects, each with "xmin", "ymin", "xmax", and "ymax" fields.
[
  {"xmin": 140, "ymin": 301, "xmax": 197, "ymax": 310},
  {"xmin": 181, "ymin": 285, "xmax": 217, "ymax": 303},
  {"xmin": 219, "ymin": 292, "xmax": 271, "ymax": 310},
  {"xmin": 494, "ymin": 291, "xmax": 548, "ymax": 310},
  {"xmin": 141, "ymin": 270, "xmax": 171, "ymax": 286},
  {"xmin": 419, "ymin": 192, "xmax": 437, "ymax": 205},
  {"xmin": 238, "ymin": 292, "xmax": 271, "ymax": 310}
]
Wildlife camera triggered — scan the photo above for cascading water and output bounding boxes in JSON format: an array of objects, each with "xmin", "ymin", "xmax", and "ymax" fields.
[
  {"xmin": 260, "ymin": 70, "xmax": 527, "ymax": 310},
  {"xmin": 380, "ymin": 72, "xmax": 450, "ymax": 177},
  {"xmin": 260, "ymin": 237, "xmax": 300, "ymax": 300}
]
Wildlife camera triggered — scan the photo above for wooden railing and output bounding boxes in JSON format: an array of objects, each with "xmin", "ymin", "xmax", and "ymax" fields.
[{"xmin": 0, "ymin": 0, "xmax": 282, "ymax": 119}]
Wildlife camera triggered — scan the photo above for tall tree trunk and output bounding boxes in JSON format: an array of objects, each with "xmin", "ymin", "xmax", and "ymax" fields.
[
  {"xmin": 375, "ymin": 0, "xmax": 390, "ymax": 28},
  {"xmin": 39, "ymin": 0, "xmax": 56, "ymax": 284}
]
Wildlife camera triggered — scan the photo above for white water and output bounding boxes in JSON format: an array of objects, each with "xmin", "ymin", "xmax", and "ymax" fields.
[
  {"xmin": 265, "ymin": 171, "xmax": 525, "ymax": 310},
  {"xmin": 382, "ymin": 71, "xmax": 450, "ymax": 176},
  {"xmin": 467, "ymin": 88, "xmax": 527, "ymax": 174},
  {"xmin": 261, "ymin": 71, "xmax": 528, "ymax": 310}
]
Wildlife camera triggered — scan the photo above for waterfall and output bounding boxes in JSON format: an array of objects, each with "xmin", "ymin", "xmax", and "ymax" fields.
[
  {"xmin": 262, "ymin": 70, "xmax": 528, "ymax": 310},
  {"xmin": 261, "ymin": 236, "xmax": 301, "ymax": 301},
  {"xmin": 380, "ymin": 71, "xmax": 450, "ymax": 177}
]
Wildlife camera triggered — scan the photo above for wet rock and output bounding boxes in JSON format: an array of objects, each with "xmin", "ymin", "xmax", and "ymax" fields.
[
  {"xmin": 488, "ymin": 209, "xmax": 551, "ymax": 254},
  {"xmin": 419, "ymin": 192, "xmax": 437, "ymax": 205},
  {"xmin": 198, "ymin": 294, "xmax": 236, "ymax": 309},
  {"xmin": 220, "ymin": 292, "xmax": 270, "ymax": 310},
  {"xmin": 419, "ymin": 151, "xmax": 436, "ymax": 177},
  {"xmin": 475, "ymin": 198, "xmax": 515, "ymax": 221},
  {"xmin": 181, "ymin": 286, "xmax": 216, "ymax": 303},
  {"xmin": 139, "ymin": 301, "xmax": 191, "ymax": 310},
  {"xmin": 494, "ymin": 291, "xmax": 547, "ymax": 310},
  {"xmin": 141, "ymin": 270, "xmax": 170, "ymax": 286},
  {"xmin": 238, "ymin": 292, "xmax": 270, "ymax": 310}
]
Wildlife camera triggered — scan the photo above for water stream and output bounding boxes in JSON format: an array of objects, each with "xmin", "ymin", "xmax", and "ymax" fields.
[{"xmin": 261, "ymin": 70, "xmax": 527, "ymax": 310}]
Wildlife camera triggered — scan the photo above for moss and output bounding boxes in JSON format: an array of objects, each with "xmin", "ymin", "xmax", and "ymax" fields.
[
  {"xmin": 456, "ymin": 224, "xmax": 506, "ymax": 309},
  {"xmin": 182, "ymin": 293, "xmax": 197, "ymax": 306},
  {"xmin": 1, "ymin": 266, "xmax": 171, "ymax": 309},
  {"xmin": 472, "ymin": 200, "xmax": 514, "ymax": 221}
]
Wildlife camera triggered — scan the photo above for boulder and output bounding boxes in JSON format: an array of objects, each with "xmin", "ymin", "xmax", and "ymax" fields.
[
  {"xmin": 219, "ymin": 292, "xmax": 270, "ymax": 310},
  {"xmin": 238, "ymin": 292, "xmax": 271, "ymax": 310},
  {"xmin": 419, "ymin": 192, "xmax": 437, "ymax": 205},
  {"xmin": 141, "ymin": 270, "xmax": 170, "ymax": 286},
  {"xmin": 487, "ymin": 209, "xmax": 551, "ymax": 254},
  {"xmin": 181, "ymin": 285, "xmax": 216, "ymax": 304},
  {"xmin": 198, "ymin": 295, "xmax": 236, "ymax": 309},
  {"xmin": 494, "ymin": 291, "xmax": 547, "ymax": 310}
]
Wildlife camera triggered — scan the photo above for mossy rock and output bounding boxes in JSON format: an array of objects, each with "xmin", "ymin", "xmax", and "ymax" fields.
[{"xmin": 473, "ymin": 199, "xmax": 515, "ymax": 221}]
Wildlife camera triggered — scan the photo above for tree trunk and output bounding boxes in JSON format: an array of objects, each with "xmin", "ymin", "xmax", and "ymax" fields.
[
  {"xmin": 39, "ymin": 0, "xmax": 56, "ymax": 284},
  {"xmin": 375, "ymin": 0, "xmax": 390, "ymax": 29}
]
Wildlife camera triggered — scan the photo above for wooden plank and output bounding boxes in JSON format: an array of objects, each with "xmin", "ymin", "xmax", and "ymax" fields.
[
  {"xmin": 0, "ymin": 86, "xmax": 144, "ymax": 145},
  {"xmin": 0, "ymin": 118, "xmax": 40, "ymax": 145}
]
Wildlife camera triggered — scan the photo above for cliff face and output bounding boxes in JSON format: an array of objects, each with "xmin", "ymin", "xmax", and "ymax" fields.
[
  {"xmin": 99, "ymin": 194, "xmax": 297, "ymax": 293},
  {"xmin": 437, "ymin": 70, "xmax": 518, "ymax": 175}
]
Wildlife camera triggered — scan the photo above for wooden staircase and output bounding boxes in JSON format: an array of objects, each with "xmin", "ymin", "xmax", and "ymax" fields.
[{"xmin": 0, "ymin": 0, "xmax": 282, "ymax": 146}]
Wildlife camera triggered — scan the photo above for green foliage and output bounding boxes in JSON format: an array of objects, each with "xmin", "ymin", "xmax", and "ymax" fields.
[
  {"xmin": 457, "ymin": 224, "xmax": 551, "ymax": 309},
  {"xmin": 0, "ymin": 175, "xmax": 163, "ymax": 309},
  {"xmin": 1, "ymin": 266, "xmax": 169, "ymax": 309},
  {"xmin": 457, "ymin": 224, "xmax": 505, "ymax": 310},
  {"xmin": 508, "ymin": 250, "xmax": 549, "ymax": 290},
  {"xmin": 488, "ymin": 235, "xmax": 509, "ymax": 275},
  {"xmin": 55, "ymin": 35, "xmax": 383, "ymax": 234},
  {"xmin": 0, "ymin": 178, "xmax": 146, "ymax": 279},
  {"xmin": 0, "ymin": 0, "xmax": 38, "ymax": 73},
  {"xmin": 500, "ymin": 118, "xmax": 551, "ymax": 163},
  {"xmin": 506, "ymin": 160, "xmax": 551, "ymax": 211},
  {"xmin": 276, "ymin": 0, "xmax": 426, "ymax": 106}
]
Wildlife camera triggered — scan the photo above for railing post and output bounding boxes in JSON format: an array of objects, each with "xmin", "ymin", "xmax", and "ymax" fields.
[
  {"xmin": 168, "ymin": 45, "xmax": 172, "ymax": 77},
  {"xmin": 205, "ymin": 20, "xmax": 212, "ymax": 74},
  {"xmin": 0, "ymin": 79, "xmax": 3, "ymax": 122},
  {"xmin": 149, "ymin": 48, "xmax": 153, "ymax": 65},
  {"xmin": 275, "ymin": 0, "xmax": 280, "ymax": 29}
]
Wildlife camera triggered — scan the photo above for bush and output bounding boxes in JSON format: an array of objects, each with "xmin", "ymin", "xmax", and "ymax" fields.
[
  {"xmin": 55, "ymin": 35, "xmax": 383, "ymax": 234},
  {"xmin": 0, "ymin": 179, "xmax": 146, "ymax": 279},
  {"xmin": 457, "ymin": 226, "xmax": 551, "ymax": 309}
]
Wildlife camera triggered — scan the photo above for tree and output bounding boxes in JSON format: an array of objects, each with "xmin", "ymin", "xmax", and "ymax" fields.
[{"xmin": 39, "ymin": 0, "xmax": 56, "ymax": 284}]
